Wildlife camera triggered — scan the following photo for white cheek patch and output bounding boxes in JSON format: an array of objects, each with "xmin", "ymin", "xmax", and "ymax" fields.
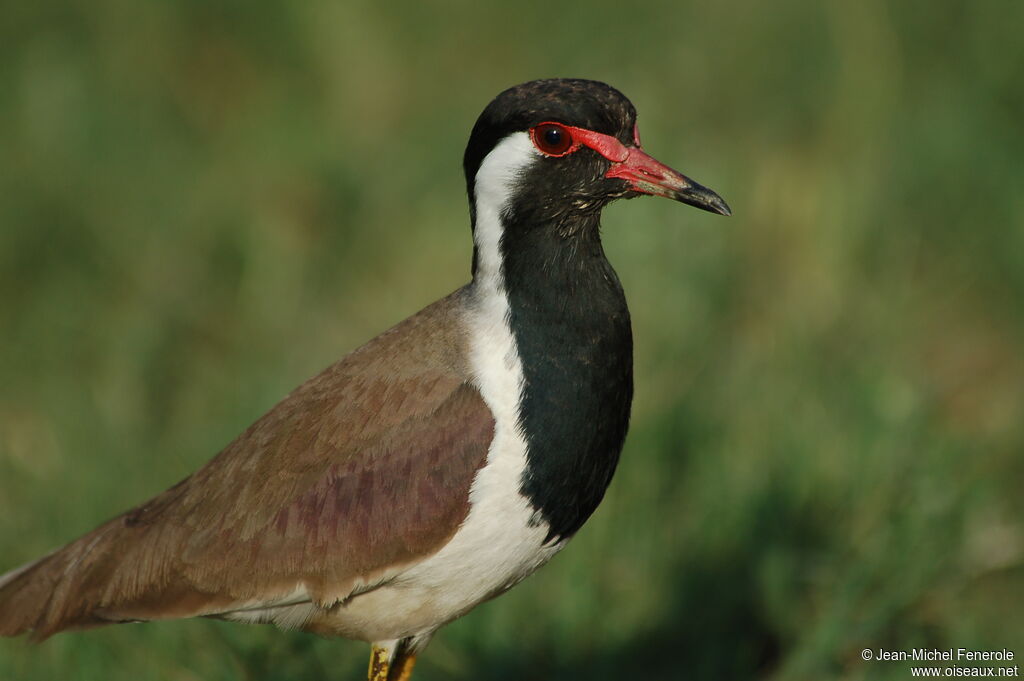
[{"xmin": 471, "ymin": 132, "xmax": 538, "ymax": 284}]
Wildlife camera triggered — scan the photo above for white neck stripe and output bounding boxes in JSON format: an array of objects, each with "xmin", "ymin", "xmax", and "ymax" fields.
[{"xmin": 471, "ymin": 132, "xmax": 536, "ymax": 289}]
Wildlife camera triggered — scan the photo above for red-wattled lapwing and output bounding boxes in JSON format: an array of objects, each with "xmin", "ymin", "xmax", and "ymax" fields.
[{"xmin": 0, "ymin": 78, "xmax": 729, "ymax": 681}]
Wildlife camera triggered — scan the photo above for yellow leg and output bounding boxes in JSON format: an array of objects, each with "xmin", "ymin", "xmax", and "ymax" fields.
[
  {"xmin": 368, "ymin": 645, "xmax": 390, "ymax": 681},
  {"xmin": 389, "ymin": 653, "xmax": 417, "ymax": 681}
]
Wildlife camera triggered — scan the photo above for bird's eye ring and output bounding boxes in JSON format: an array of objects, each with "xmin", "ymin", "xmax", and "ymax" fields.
[{"xmin": 531, "ymin": 123, "xmax": 575, "ymax": 156}]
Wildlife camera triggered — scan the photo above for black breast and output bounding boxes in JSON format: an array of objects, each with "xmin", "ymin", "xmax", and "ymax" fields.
[{"xmin": 501, "ymin": 223, "xmax": 634, "ymax": 543}]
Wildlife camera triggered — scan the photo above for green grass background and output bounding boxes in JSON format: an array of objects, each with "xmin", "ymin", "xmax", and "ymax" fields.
[{"xmin": 1, "ymin": 1, "xmax": 1022, "ymax": 679}]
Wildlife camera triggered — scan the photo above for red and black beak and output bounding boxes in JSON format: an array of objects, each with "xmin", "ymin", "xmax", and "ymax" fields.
[
  {"xmin": 553, "ymin": 122, "xmax": 731, "ymax": 216},
  {"xmin": 605, "ymin": 145, "xmax": 731, "ymax": 216}
]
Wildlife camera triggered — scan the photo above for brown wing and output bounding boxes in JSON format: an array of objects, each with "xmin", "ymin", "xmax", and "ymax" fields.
[{"xmin": 0, "ymin": 288, "xmax": 494, "ymax": 640}]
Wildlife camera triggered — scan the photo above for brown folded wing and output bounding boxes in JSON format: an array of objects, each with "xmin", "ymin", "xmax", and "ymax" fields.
[{"xmin": 0, "ymin": 289, "xmax": 494, "ymax": 640}]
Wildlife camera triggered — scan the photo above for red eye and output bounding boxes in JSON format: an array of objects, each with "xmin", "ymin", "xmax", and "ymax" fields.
[{"xmin": 531, "ymin": 123, "xmax": 574, "ymax": 156}]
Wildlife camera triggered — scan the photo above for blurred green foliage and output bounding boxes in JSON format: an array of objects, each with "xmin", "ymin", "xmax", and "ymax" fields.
[{"xmin": 1, "ymin": 1, "xmax": 1022, "ymax": 679}]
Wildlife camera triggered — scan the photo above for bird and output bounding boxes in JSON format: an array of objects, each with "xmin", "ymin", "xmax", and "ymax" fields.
[{"xmin": 0, "ymin": 78, "xmax": 729, "ymax": 681}]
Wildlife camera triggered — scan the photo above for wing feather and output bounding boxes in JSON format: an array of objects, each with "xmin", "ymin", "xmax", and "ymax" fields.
[{"xmin": 0, "ymin": 289, "xmax": 494, "ymax": 639}]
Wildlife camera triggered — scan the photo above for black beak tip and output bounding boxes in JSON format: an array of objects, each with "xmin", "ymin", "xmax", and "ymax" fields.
[{"xmin": 677, "ymin": 182, "xmax": 732, "ymax": 217}]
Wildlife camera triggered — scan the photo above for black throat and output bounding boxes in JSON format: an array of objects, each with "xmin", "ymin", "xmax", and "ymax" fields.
[{"xmin": 498, "ymin": 213, "xmax": 633, "ymax": 543}]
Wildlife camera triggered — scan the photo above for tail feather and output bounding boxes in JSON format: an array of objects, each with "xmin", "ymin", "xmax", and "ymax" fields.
[
  {"xmin": 0, "ymin": 521, "xmax": 127, "ymax": 640},
  {"xmin": 0, "ymin": 496, "xmax": 260, "ymax": 642},
  {"xmin": 0, "ymin": 554, "xmax": 49, "ymax": 592}
]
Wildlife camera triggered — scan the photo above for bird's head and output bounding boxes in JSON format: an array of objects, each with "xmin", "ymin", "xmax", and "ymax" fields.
[{"xmin": 463, "ymin": 78, "xmax": 730, "ymax": 241}]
